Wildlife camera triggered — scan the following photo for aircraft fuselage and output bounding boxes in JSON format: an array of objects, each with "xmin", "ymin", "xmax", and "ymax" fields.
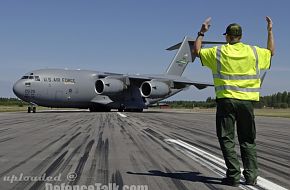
[{"xmin": 13, "ymin": 69, "xmax": 183, "ymax": 112}]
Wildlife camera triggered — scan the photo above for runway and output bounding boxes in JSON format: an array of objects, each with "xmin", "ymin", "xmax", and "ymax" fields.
[{"xmin": 0, "ymin": 110, "xmax": 289, "ymax": 190}]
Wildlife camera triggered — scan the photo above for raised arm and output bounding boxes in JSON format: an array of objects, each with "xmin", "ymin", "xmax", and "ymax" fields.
[
  {"xmin": 266, "ymin": 16, "xmax": 275, "ymax": 56},
  {"xmin": 193, "ymin": 17, "xmax": 211, "ymax": 57}
]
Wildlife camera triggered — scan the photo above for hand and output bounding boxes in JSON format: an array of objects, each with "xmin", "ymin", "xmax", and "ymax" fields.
[
  {"xmin": 200, "ymin": 17, "xmax": 211, "ymax": 33},
  {"xmin": 266, "ymin": 16, "xmax": 273, "ymax": 32}
]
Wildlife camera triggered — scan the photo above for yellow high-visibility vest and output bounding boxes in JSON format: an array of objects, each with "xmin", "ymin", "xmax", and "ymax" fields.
[{"xmin": 199, "ymin": 43, "xmax": 271, "ymax": 101}]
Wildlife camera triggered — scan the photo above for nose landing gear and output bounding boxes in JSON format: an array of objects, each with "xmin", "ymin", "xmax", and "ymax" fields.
[{"xmin": 27, "ymin": 105, "xmax": 36, "ymax": 113}]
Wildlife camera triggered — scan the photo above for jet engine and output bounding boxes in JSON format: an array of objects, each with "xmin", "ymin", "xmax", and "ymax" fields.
[
  {"xmin": 140, "ymin": 81, "xmax": 170, "ymax": 98},
  {"xmin": 95, "ymin": 78, "xmax": 126, "ymax": 95}
]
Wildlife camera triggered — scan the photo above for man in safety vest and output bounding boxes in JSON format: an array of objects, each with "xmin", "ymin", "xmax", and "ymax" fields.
[{"xmin": 193, "ymin": 17, "xmax": 275, "ymax": 186}]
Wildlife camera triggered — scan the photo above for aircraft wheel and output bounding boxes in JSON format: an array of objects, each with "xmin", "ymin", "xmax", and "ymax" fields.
[
  {"xmin": 124, "ymin": 108, "xmax": 143, "ymax": 112},
  {"xmin": 89, "ymin": 107, "xmax": 96, "ymax": 112},
  {"xmin": 27, "ymin": 107, "xmax": 31, "ymax": 113},
  {"xmin": 118, "ymin": 104, "xmax": 125, "ymax": 112},
  {"xmin": 132, "ymin": 109, "xmax": 143, "ymax": 112},
  {"xmin": 90, "ymin": 107, "xmax": 111, "ymax": 112},
  {"xmin": 32, "ymin": 107, "xmax": 36, "ymax": 113},
  {"xmin": 105, "ymin": 108, "xmax": 111, "ymax": 112}
]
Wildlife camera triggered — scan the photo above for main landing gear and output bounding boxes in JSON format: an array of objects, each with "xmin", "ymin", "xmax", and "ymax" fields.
[
  {"xmin": 118, "ymin": 105, "xmax": 143, "ymax": 112},
  {"xmin": 89, "ymin": 106, "xmax": 111, "ymax": 112}
]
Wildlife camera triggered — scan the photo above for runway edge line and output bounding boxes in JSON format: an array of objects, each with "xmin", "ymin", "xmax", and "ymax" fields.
[{"xmin": 164, "ymin": 139, "xmax": 288, "ymax": 190}]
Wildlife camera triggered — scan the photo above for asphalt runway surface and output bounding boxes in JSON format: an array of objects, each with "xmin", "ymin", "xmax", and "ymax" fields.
[{"xmin": 0, "ymin": 110, "xmax": 289, "ymax": 190}]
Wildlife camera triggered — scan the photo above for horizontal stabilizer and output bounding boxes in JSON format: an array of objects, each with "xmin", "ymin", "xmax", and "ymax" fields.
[{"xmin": 166, "ymin": 40, "xmax": 227, "ymax": 51}]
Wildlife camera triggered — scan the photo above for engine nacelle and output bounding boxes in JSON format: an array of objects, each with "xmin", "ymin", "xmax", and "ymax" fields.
[
  {"xmin": 140, "ymin": 81, "xmax": 170, "ymax": 98},
  {"xmin": 95, "ymin": 78, "xmax": 126, "ymax": 95}
]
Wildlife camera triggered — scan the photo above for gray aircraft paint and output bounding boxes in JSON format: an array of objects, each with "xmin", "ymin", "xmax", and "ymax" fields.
[
  {"xmin": 13, "ymin": 36, "xmax": 215, "ymax": 112},
  {"xmin": 166, "ymin": 36, "xmax": 196, "ymax": 76}
]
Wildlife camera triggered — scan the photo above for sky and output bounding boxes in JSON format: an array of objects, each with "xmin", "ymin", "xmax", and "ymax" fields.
[{"xmin": 0, "ymin": 0, "xmax": 289, "ymax": 100}]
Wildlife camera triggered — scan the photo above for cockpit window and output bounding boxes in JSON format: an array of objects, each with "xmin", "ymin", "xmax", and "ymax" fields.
[
  {"xmin": 21, "ymin": 75, "xmax": 40, "ymax": 81},
  {"xmin": 35, "ymin": 76, "xmax": 40, "ymax": 81}
]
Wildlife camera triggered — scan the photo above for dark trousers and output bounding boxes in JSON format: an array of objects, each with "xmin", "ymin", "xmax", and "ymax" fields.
[{"xmin": 216, "ymin": 98, "xmax": 258, "ymax": 182}]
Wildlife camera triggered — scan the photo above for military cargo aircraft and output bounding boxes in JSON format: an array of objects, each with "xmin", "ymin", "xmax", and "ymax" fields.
[{"xmin": 13, "ymin": 36, "xmax": 224, "ymax": 113}]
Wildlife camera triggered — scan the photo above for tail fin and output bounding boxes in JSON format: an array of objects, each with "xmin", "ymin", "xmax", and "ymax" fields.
[
  {"xmin": 165, "ymin": 36, "xmax": 227, "ymax": 76},
  {"xmin": 165, "ymin": 36, "xmax": 195, "ymax": 76}
]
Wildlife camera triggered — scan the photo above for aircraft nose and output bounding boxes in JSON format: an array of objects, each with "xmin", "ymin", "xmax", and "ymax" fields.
[{"xmin": 13, "ymin": 80, "xmax": 23, "ymax": 98}]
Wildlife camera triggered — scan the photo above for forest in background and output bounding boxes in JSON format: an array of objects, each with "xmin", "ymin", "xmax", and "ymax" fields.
[
  {"xmin": 162, "ymin": 91, "xmax": 290, "ymax": 109},
  {"xmin": 1, "ymin": 91, "xmax": 290, "ymax": 109}
]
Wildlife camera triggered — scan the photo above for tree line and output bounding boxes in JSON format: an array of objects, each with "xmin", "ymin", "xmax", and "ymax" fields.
[
  {"xmin": 255, "ymin": 91, "xmax": 290, "ymax": 108},
  {"xmin": 1, "ymin": 91, "xmax": 289, "ymax": 108},
  {"xmin": 162, "ymin": 91, "xmax": 290, "ymax": 109},
  {"xmin": 0, "ymin": 98, "xmax": 28, "ymax": 107}
]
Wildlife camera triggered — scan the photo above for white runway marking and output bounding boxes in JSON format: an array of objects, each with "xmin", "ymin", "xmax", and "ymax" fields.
[
  {"xmin": 117, "ymin": 112, "xmax": 127, "ymax": 118},
  {"xmin": 165, "ymin": 139, "xmax": 287, "ymax": 190}
]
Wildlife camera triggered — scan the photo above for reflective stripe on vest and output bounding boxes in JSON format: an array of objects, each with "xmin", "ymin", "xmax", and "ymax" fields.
[
  {"xmin": 214, "ymin": 45, "xmax": 260, "ymax": 93},
  {"xmin": 215, "ymin": 85, "xmax": 260, "ymax": 92},
  {"xmin": 213, "ymin": 46, "xmax": 260, "ymax": 80}
]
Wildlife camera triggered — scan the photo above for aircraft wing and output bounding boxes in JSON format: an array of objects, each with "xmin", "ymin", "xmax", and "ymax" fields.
[
  {"xmin": 128, "ymin": 74, "xmax": 212, "ymax": 89},
  {"xmin": 99, "ymin": 73, "xmax": 213, "ymax": 90},
  {"xmin": 171, "ymin": 78, "xmax": 214, "ymax": 89},
  {"xmin": 94, "ymin": 36, "xmax": 217, "ymax": 100}
]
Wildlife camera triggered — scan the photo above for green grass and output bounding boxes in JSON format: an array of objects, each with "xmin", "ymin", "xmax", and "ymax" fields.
[
  {"xmin": 0, "ymin": 106, "xmax": 70, "ymax": 112},
  {"xmin": 254, "ymin": 108, "xmax": 290, "ymax": 118},
  {"xmin": 0, "ymin": 106, "xmax": 26, "ymax": 112},
  {"xmin": 0, "ymin": 105, "xmax": 84, "ymax": 112},
  {"xmin": 0, "ymin": 106, "xmax": 45, "ymax": 112}
]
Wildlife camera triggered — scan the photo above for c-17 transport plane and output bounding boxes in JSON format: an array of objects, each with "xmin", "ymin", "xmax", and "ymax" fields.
[{"xmin": 13, "ymin": 37, "xmax": 225, "ymax": 113}]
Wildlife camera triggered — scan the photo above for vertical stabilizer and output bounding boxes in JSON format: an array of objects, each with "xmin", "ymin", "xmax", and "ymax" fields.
[{"xmin": 165, "ymin": 36, "xmax": 196, "ymax": 76}]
